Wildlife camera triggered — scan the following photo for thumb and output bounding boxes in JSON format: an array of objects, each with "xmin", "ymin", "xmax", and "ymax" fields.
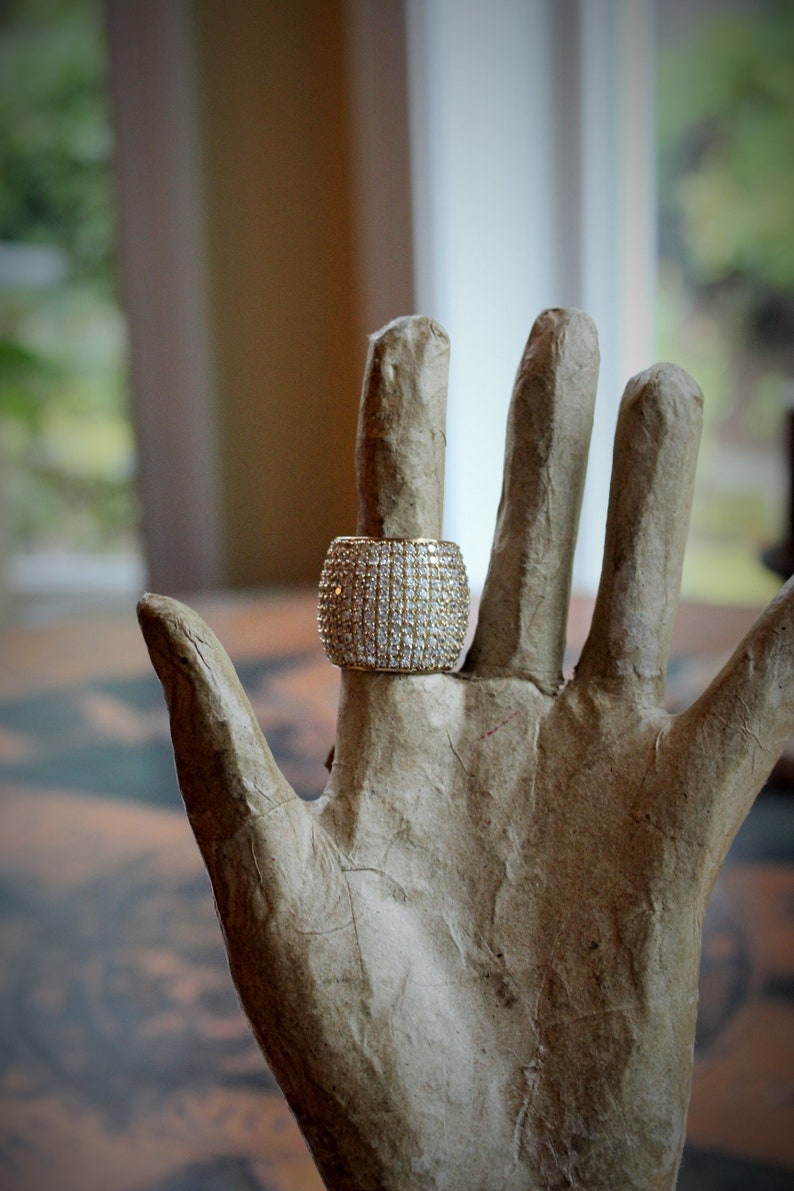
[
  {"xmin": 667, "ymin": 577, "xmax": 794, "ymax": 860},
  {"xmin": 137, "ymin": 593, "xmax": 310, "ymax": 870}
]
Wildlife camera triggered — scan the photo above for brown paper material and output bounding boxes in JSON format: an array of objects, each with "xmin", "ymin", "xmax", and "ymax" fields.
[{"xmin": 139, "ymin": 310, "xmax": 794, "ymax": 1189}]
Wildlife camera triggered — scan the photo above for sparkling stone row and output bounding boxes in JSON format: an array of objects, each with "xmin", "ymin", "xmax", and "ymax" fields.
[{"xmin": 318, "ymin": 537, "xmax": 470, "ymax": 672}]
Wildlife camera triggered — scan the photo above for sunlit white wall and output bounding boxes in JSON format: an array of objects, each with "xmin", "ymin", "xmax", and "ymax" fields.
[{"xmin": 405, "ymin": 0, "xmax": 655, "ymax": 595}]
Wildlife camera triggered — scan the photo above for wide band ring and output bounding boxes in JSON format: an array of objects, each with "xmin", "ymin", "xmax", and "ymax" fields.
[{"xmin": 318, "ymin": 537, "xmax": 470, "ymax": 672}]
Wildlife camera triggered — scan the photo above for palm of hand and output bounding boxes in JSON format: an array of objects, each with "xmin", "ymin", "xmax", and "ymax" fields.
[{"xmin": 140, "ymin": 311, "xmax": 794, "ymax": 1191}]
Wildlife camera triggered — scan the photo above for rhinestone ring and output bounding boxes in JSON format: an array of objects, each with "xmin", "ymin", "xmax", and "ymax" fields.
[{"xmin": 318, "ymin": 537, "xmax": 470, "ymax": 672}]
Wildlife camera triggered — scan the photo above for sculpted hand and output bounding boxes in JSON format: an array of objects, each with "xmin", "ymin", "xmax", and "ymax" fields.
[{"xmin": 138, "ymin": 311, "xmax": 794, "ymax": 1191}]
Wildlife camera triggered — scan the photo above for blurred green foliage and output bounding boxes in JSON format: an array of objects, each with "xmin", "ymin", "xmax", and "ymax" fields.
[
  {"xmin": 0, "ymin": 0, "xmax": 113, "ymax": 284},
  {"xmin": 658, "ymin": 0, "xmax": 794, "ymax": 302},
  {"xmin": 656, "ymin": 0, "xmax": 794, "ymax": 605},
  {"xmin": 0, "ymin": 0, "xmax": 136, "ymax": 555}
]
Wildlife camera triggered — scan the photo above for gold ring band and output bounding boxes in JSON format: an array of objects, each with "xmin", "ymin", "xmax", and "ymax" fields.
[{"xmin": 318, "ymin": 537, "xmax": 470, "ymax": 672}]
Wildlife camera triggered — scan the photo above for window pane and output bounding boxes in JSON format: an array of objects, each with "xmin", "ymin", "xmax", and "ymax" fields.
[
  {"xmin": 656, "ymin": 0, "xmax": 793, "ymax": 606},
  {"xmin": 0, "ymin": 0, "xmax": 140, "ymax": 616}
]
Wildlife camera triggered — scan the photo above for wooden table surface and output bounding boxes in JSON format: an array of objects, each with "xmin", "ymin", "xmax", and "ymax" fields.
[{"xmin": 0, "ymin": 591, "xmax": 792, "ymax": 1190}]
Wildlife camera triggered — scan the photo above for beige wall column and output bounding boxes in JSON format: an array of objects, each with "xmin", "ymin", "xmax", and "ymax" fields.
[
  {"xmin": 108, "ymin": 0, "xmax": 415, "ymax": 591},
  {"xmin": 193, "ymin": 0, "xmax": 358, "ymax": 587}
]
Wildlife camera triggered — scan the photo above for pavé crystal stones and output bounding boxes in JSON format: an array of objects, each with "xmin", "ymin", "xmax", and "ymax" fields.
[{"xmin": 318, "ymin": 537, "xmax": 470, "ymax": 672}]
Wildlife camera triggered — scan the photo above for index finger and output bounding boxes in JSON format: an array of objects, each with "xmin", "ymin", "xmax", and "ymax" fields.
[{"xmin": 356, "ymin": 315, "xmax": 450, "ymax": 537}]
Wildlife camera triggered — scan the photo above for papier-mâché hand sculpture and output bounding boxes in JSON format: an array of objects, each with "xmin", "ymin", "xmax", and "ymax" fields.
[{"xmin": 138, "ymin": 310, "xmax": 794, "ymax": 1190}]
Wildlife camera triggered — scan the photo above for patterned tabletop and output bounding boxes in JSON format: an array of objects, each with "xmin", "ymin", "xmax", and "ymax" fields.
[{"xmin": 0, "ymin": 592, "xmax": 791, "ymax": 1190}]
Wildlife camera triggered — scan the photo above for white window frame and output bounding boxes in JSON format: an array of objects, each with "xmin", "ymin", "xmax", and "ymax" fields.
[{"xmin": 406, "ymin": 0, "xmax": 656, "ymax": 593}]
